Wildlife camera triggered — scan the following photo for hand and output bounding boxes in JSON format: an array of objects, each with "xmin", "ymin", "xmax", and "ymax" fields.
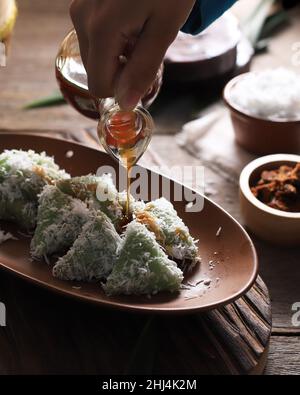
[{"xmin": 70, "ymin": 0, "xmax": 196, "ymax": 110}]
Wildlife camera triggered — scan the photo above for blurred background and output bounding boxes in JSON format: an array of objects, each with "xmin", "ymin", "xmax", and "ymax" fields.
[
  {"xmin": 0, "ymin": 0, "xmax": 299, "ymax": 134},
  {"xmin": 0, "ymin": 0, "xmax": 300, "ymax": 375}
]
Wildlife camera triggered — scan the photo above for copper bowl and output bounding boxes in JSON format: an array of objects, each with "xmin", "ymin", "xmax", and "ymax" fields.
[
  {"xmin": 164, "ymin": 13, "xmax": 240, "ymax": 84},
  {"xmin": 223, "ymin": 73, "xmax": 300, "ymax": 155},
  {"xmin": 240, "ymin": 154, "xmax": 300, "ymax": 246}
]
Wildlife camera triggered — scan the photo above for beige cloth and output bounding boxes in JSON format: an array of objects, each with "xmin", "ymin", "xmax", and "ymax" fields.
[{"xmin": 177, "ymin": 107, "xmax": 256, "ymax": 179}]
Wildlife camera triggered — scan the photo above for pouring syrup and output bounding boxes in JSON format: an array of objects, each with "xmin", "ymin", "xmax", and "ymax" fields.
[{"xmin": 97, "ymin": 99, "xmax": 154, "ymax": 219}]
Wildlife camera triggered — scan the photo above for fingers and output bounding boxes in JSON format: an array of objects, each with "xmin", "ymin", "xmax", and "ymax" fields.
[
  {"xmin": 70, "ymin": 0, "xmax": 182, "ymax": 104},
  {"xmin": 70, "ymin": 0, "xmax": 89, "ymax": 68},
  {"xmin": 115, "ymin": 17, "xmax": 177, "ymax": 110},
  {"xmin": 75, "ymin": 28, "xmax": 89, "ymax": 70},
  {"xmin": 71, "ymin": 1, "xmax": 124, "ymax": 98},
  {"xmin": 86, "ymin": 28, "xmax": 123, "ymax": 98}
]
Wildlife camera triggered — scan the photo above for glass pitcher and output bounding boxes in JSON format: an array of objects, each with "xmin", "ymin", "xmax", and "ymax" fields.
[{"xmin": 55, "ymin": 29, "xmax": 163, "ymax": 120}]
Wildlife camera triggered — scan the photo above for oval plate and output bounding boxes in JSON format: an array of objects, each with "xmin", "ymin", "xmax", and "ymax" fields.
[{"xmin": 0, "ymin": 134, "xmax": 258, "ymax": 314}]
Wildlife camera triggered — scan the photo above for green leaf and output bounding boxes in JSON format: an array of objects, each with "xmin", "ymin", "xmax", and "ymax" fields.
[
  {"xmin": 241, "ymin": 0, "xmax": 276, "ymax": 46},
  {"xmin": 259, "ymin": 10, "xmax": 289, "ymax": 39},
  {"xmin": 23, "ymin": 93, "xmax": 66, "ymax": 109},
  {"xmin": 125, "ymin": 316, "xmax": 157, "ymax": 375}
]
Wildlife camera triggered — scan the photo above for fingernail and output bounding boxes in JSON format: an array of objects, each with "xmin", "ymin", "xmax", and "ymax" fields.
[{"xmin": 118, "ymin": 90, "xmax": 141, "ymax": 111}]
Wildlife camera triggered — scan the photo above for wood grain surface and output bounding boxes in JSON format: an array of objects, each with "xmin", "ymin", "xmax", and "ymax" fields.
[
  {"xmin": 0, "ymin": 0, "xmax": 299, "ymax": 375},
  {"xmin": 0, "ymin": 268, "xmax": 271, "ymax": 375}
]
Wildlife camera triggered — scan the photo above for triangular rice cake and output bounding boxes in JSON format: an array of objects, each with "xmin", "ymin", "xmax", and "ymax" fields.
[
  {"xmin": 53, "ymin": 211, "xmax": 121, "ymax": 281},
  {"xmin": 30, "ymin": 185, "xmax": 90, "ymax": 260},
  {"xmin": 104, "ymin": 221, "xmax": 183, "ymax": 296}
]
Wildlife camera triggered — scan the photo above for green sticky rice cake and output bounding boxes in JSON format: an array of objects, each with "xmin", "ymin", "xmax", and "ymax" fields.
[
  {"xmin": 135, "ymin": 198, "xmax": 199, "ymax": 271},
  {"xmin": 104, "ymin": 221, "xmax": 183, "ymax": 296},
  {"xmin": 53, "ymin": 211, "xmax": 121, "ymax": 282},
  {"xmin": 30, "ymin": 185, "xmax": 90, "ymax": 260},
  {"xmin": 0, "ymin": 149, "xmax": 69, "ymax": 229},
  {"xmin": 56, "ymin": 174, "xmax": 124, "ymax": 227},
  {"xmin": 118, "ymin": 190, "xmax": 145, "ymax": 215}
]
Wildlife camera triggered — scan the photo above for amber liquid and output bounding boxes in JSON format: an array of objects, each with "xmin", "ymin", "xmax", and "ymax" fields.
[{"xmin": 98, "ymin": 108, "xmax": 153, "ymax": 218}]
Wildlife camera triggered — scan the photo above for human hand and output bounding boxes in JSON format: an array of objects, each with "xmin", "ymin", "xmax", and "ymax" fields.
[{"xmin": 70, "ymin": 0, "xmax": 196, "ymax": 110}]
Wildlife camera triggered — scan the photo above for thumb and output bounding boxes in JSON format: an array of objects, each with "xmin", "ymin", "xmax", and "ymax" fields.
[{"xmin": 116, "ymin": 18, "xmax": 177, "ymax": 111}]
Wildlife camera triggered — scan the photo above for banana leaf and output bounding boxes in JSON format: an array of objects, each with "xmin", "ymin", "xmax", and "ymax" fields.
[
  {"xmin": 241, "ymin": 0, "xmax": 276, "ymax": 46},
  {"xmin": 125, "ymin": 317, "xmax": 157, "ymax": 375},
  {"xmin": 23, "ymin": 92, "xmax": 66, "ymax": 109}
]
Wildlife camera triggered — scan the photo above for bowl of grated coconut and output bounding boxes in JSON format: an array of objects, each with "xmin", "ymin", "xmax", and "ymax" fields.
[{"xmin": 223, "ymin": 68, "xmax": 300, "ymax": 155}]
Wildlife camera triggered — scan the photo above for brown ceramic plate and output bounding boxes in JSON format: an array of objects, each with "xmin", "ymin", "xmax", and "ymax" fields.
[{"xmin": 0, "ymin": 134, "xmax": 258, "ymax": 314}]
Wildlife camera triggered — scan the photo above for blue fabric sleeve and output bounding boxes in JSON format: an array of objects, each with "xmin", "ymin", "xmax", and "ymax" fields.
[{"xmin": 181, "ymin": 0, "xmax": 238, "ymax": 35}]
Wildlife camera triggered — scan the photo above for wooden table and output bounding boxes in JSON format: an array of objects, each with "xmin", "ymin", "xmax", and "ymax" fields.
[{"xmin": 0, "ymin": 0, "xmax": 299, "ymax": 375}]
